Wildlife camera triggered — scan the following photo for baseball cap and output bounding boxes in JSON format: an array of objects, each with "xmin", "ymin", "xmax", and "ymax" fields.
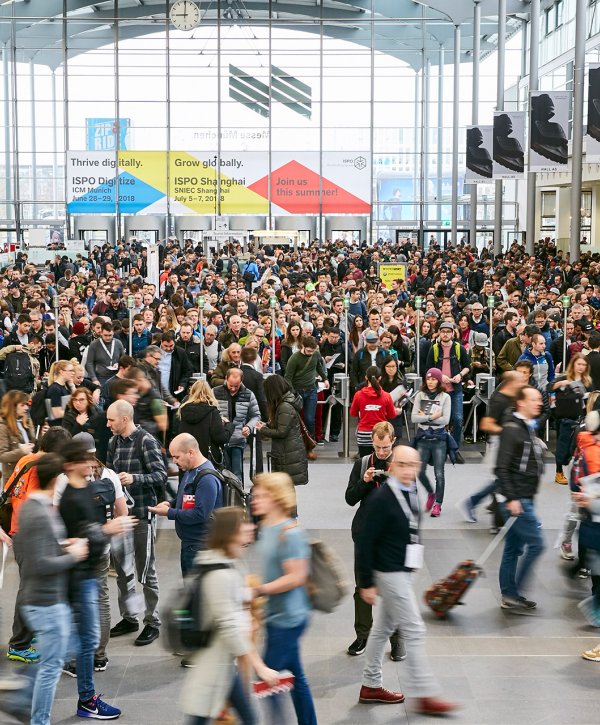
[
  {"xmin": 72, "ymin": 432, "xmax": 96, "ymax": 453},
  {"xmin": 581, "ymin": 320, "xmax": 594, "ymax": 332},
  {"xmin": 549, "ymin": 287, "xmax": 560, "ymax": 295},
  {"xmin": 365, "ymin": 330, "xmax": 379, "ymax": 342},
  {"xmin": 473, "ymin": 332, "xmax": 489, "ymax": 347},
  {"xmin": 439, "ymin": 321, "xmax": 454, "ymax": 331}
]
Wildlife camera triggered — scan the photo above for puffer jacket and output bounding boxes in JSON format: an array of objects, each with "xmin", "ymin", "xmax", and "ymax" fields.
[
  {"xmin": 177, "ymin": 401, "xmax": 233, "ymax": 459},
  {"xmin": 213, "ymin": 384, "xmax": 260, "ymax": 449},
  {"xmin": 259, "ymin": 392, "xmax": 308, "ymax": 486}
]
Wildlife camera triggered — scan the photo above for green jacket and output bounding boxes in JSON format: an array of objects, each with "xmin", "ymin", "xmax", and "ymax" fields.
[{"xmin": 284, "ymin": 350, "xmax": 327, "ymax": 391}]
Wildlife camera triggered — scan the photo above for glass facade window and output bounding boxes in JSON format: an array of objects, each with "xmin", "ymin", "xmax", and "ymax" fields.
[{"xmin": 0, "ymin": 0, "xmax": 526, "ymax": 247}]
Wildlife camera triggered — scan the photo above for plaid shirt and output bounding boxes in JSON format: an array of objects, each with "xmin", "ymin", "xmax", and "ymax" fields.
[{"xmin": 106, "ymin": 425, "xmax": 167, "ymax": 519}]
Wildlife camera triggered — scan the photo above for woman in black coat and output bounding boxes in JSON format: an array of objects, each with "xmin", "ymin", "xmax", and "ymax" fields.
[
  {"xmin": 256, "ymin": 375, "xmax": 309, "ymax": 486},
  {"xmin": 177, "ymin": 380, "xmax": 232, "ymax": 462}
]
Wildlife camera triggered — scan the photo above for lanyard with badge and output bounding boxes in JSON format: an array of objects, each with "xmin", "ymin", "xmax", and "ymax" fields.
[
  {"xmin": 388, "ymin": 482, "xmax": 424, "ymax": 569},
  {"xmin": 100, "ymin": 339, "xmax": 118, "ymax": 370}
]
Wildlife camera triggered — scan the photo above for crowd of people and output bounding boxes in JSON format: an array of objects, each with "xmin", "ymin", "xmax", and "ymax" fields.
[{"xmin": 1, "ymin": 234, "xmax": 600, "ymax": 722}]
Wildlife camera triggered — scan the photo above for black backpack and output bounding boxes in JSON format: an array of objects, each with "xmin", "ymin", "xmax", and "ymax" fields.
[
  {"xmin": 193, "ymin": 466, "xmax": 249, "ymax": 513},
  {"xmin": 163, "ymin": 562, "xmax": 231, "ymax": 654},
  {"xmin": 30, "ymin": 386, "xmax": 49, "ymax": 428},
  {"xmin": 554, "ymin": 382, "xmax": 586, "ymax": 420},
  {"xmin": 4, "ymin": 351, "xmax": 34, "ymax": 393},
  {"xmin": 89, "ymin": 477, "xmax": 116, "ymax": 523}
]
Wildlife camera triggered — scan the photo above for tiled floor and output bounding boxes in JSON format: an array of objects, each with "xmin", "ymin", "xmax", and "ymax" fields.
[{"xmin": 2, "ymin": 450, "xmax": 600, "ymax": 724}]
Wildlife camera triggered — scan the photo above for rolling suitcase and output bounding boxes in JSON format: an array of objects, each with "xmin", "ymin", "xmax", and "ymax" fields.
[{"xmin": 424, "ymin": 516, "xmax": 516, "ymax": 618}]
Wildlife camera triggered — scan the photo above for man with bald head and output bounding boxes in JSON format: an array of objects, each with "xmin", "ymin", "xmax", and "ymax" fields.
[
  {"xmin": 106, "ymin": 400, "xmax": 167, "ymax": 647},
  {"xmin": 356, "ymin": 445, "xmax": 457, "ymax": 715},
  {"xmin": 149, "ymin": 433, "xmax": 223, "ymax": 576}
]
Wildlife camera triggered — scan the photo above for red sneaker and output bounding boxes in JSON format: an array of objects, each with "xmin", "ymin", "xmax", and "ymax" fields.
[
  {"xmin": 416, "ymin": 696, "xmax": 459, "ymax": 715},
  {"xmin": 425, "ymin": 493, "xmax": 435, "ymax": 512},
  {"xmin": 359, "ymin": 685, "xmax": 405, "ymax": 704}
]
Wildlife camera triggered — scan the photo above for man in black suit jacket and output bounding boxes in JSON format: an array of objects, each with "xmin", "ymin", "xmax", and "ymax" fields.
[
  {"xmin": 158, "ymin": 332, "xmax": 193, "ymax": 400},
  {"xmin": 240, "ymin": 346, "xmax": 267, "ymax": 474}
]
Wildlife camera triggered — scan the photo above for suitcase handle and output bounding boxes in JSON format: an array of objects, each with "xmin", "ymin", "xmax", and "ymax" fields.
[{"xmin": 475, "ymin": 516, "xmax": 517, "ymax": 568}]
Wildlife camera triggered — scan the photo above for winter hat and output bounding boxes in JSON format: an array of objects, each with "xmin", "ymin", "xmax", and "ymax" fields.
[{"xmin": 425, "ymin": 368, "xmax": 443, "ymax": 383}]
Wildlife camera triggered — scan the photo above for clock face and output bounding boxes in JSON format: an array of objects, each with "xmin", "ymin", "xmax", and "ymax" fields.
[{"xmin": 170, "ymin": 1, "xmax": 201, "ymax": 31}]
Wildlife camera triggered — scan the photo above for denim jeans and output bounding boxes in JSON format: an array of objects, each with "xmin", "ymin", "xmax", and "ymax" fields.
[
  {"xmin": 447, "ymin": 386, "xmax": 464, "ymax": 447},
  {"xmin": 184, "ymin": 671, "xmax": 257, "ymax": 725},
  {"xmin": 180, "ymin": 542, "xmax": 202, "ymax": 578},
  {"xmin": 224, "ymin": 446, "xmax": 244, "ymax": 483},
  {"xmin": 95, "ymin": 553, "xmax": 111, "ymax": 660},
  {"xmin": 555, "ymin": 418, "xmax": 577, "ymax": 468},
  {"xmin": 416, "ymin": 437, "xmax": 446, "ymax": 504},
  {"xmin": 69, "ymin": 577, "xmax": 101, "ymax": 703},
  {"xmin": 299, "ymin": 387, "xmax": 318, "ymax": 439},
  {"xmin": 470, "ymin": 478, "xmax": 498, "ymax": 507},
  {"xmin": 499, "ymin": 500, "xmax": 545, "ymax": 598},
  {"xmin": 263, "ymin": 620, "xmax": 317, "ymax": 725},
  {"xmin": 21, "ymin": 602, "xmax": 71, "ymax": 725}
]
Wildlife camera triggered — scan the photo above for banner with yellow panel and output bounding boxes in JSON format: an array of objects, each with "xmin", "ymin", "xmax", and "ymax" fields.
[{"xmin": 66, "ymin": 150, "xmax": 370, "ymax": 215}]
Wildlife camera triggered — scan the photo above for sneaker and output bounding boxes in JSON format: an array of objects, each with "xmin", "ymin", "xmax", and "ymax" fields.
[
  {"xmin": 109, "ymin": 619, "xmax": 139, "ymax": 638},
  {"xmin": 489, "ymin": 526, "xmax": 499, "ymax": 535},
  {"xmin": 94, "ymin": 657, "xmax": 108, "ymax": 672},
  {"xmin": 555, "ymin": 472, "xmax": 568, "ymax": 485},
  {"xmin": 430, "ymin": 503, "xmax": 442, "ymax": 518},
  {"xmin": 424, "ymin": 493, "xmax": 435, "ymax": 512},
  {"xmin": 6, "ymin": 647, "xmax": 39, "ymax": 663},
  {"xmin": 390, "ymin": 641, "xmax": 406, "ymax": 662},
  {"xmin": 63, "ymin": 662, "xmax": 77, "ymax": 678},
  {"xmin": 359, "ymin": 685, "xmax": 405, "ymax": 704},
  {"xmin": 316, "ymin": 440, "xmax": 325, "ymax": 446},
  {"xmin": 458, "ymin": 498, "xmax": 477, "ymax": 523},
  {"xmin": 517, "ymin": 596, "xmax": 537, "ymax": 609},
  {"xmin": 180, "ymin": 656, "xmax": 196, "ymax": 668},
  {"xmin": 582, "ymin": 644, "xmax": 600, "ymax": 662},
  {"xmin": 560, "ymin": 542, "xmax": 575, "ymax": 560},
  {"xmin": 134, "ymin": 624, "xmax": 159, "ymax": 647},
  {"xmin": 578, "ymin": 568, "xmax": 591, "ymax": 579},
  {"xmin": 501, "ymin": 595, "xmax": 536, "ymax": 611},
  {"xmin": 416, "ymin": 696, "xmax": 460, "ymax": 715},
  {"xmin": 578, "ymin": 596, "xmax": 600, "ymax": 627},
  {"xmin": 330, "ymin": 435, "xmax": 339, "ymax": 442},
  {"xmin": 347, "ymin": 638, "xmax": 368, "ymax": 656},
  {"xmin": 76, "ymin": 694, "xmax": 121, "ymax": 719}
]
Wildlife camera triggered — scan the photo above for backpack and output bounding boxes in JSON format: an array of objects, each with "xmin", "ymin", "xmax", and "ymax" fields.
[
  {"xmin": 432, "ymin": 342, "xmax": 461, "ymax": 365},
  {"xmin": 554, "ymin": 382, "xmax": 586, "ymax": 420},
  {"xmin": 242, "ymin": 264, "xmax": 255, "ymax": 283},
  {"xmin": 163, "ymin": 562, "xmax": 231, "ymax": 654},
  {"xmin": 30, "ymin": 386, "xmax": 49, "ymax": 428},
  {"xmin": 4, "ymin": 351, "xmax": 34, "ymax": 393},
  {"xmin": 281, "ymin": 523, "xmax": 348, "ymax": 613},
  {"xmin": 89, "ymin": 477, "xmax": 116, "ymax": 523},
  {"xmin": 193, "ymin": 466, "xmax": 249, "ymax": 513}
]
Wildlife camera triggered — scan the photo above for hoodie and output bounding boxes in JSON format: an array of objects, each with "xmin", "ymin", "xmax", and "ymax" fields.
[
  {"xmin": 349, "ymin": 384, "xmax": 396, "ymax": 432},
  {"xmin": 178, "ymin": 402, "xmax": 233, "ymax": 459}
]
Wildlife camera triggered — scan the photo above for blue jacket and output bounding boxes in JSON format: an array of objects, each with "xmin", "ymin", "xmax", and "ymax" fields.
[
  {"xmin": 167, "ymin": 461, "xmax": 223, "ymax": 545},
  {"xmin": 518, "ymin": 348, "xmax": 555, "ymax": 389},
  {"xmin": 242, "ymin": 261, "xmax": 259, "ymax": 281},
  {"xmin": 132, "ymin": 330, "xmax": 150, "ymax": 357}
]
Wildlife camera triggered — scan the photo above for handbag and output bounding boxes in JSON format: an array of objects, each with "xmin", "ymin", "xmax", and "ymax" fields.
[{"xmin": 298, "ymin": 416, "xmax": 316, "ymax": 452}]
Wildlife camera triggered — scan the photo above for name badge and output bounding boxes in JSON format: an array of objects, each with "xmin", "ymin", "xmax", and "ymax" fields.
[{"xmin": 404, "ymin": 543, "xmax": 424, "ymax": 570}]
